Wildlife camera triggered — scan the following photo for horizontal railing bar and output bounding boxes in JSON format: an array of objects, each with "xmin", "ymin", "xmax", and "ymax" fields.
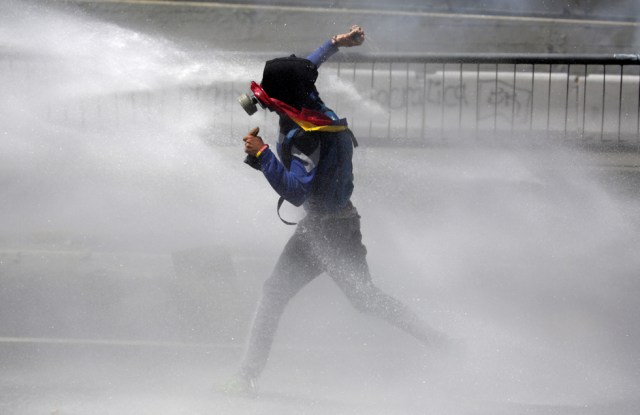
[
  {"xmin": 217, "ymin": 51, "xmax": 640, "ymax": 66},
  {"xmin": 332, "ymin": 53, "xmax": 640, "ymax": 65},
  {"xmin": 5, "ymin": 49, "xmax": 640, "ymax": 67}
]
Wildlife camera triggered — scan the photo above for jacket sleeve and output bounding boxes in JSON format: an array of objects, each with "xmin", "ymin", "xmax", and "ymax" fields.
[
  {"xmin": 256, "ymin": 139, "xmax": 320, "ymax": 206},
  {"xmin": 306, "ymin": 39, "xmax": 339, "ymax": 67}
]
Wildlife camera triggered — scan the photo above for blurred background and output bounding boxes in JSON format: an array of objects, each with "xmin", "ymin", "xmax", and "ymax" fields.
[{"xmin": 1, "ymin": 1, "xmax": 640, "ymax": 414}]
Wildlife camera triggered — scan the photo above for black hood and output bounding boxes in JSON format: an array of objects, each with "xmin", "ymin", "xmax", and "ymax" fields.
[{"xmin": 260, "ymin": 55, "xmax": 320, "ymax": 110}]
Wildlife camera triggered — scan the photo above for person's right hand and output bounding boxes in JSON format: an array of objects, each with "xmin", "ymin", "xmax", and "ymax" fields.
[{"xmin": 332, "ymin": 25, "xmax": 365, "ymax": 47}]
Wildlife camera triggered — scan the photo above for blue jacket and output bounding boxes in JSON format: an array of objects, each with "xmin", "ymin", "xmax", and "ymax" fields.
[{"xmin": 256, "ymin": 40, "xmax": 355, "ymax": 215}]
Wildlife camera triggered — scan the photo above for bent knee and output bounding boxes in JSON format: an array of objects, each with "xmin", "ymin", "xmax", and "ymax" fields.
[{"xmin": 345, "ymin": 285, "xmax": 387, "ymax": 314}]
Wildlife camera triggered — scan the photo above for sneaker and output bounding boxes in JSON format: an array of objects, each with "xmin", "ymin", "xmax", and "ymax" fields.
[{"xmin": 219, "ymin": 373, "xmax": 258, "ymax": 398}]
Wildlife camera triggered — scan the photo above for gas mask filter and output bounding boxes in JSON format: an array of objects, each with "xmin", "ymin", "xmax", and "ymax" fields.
[{"xmin": 237, "ymin": 91, "xmax": 263, "ymax": 116}]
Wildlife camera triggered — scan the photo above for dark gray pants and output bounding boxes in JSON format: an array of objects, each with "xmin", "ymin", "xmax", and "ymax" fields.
[{"xmin": 239, "ymin": 207, "xmax": 441, "ymax": 378}]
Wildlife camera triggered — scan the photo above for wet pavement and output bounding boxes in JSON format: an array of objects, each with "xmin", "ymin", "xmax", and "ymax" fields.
[{"xmin": 2, "ymin": 336, "xmax": 639, "ymax": 415}]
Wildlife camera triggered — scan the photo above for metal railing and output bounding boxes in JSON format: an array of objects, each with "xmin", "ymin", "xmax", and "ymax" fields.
[
  {"xmin": 8, "ymin": 51, "xmax": 640, "ymax": 151},
  {"xmin": 320, "ymin": 53, "xmax": 640, "ymax": 150}
]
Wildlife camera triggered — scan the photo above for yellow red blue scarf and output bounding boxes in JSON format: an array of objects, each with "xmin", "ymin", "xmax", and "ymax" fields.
[{"xmin": 250, "ymin": 82, "xmax": 348, "ymax": 132}]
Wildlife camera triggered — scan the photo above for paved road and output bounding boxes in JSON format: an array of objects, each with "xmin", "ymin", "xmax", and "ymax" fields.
[{"xmin": 2, "ymin": 337, "xmax": 639, "ymax": 415}]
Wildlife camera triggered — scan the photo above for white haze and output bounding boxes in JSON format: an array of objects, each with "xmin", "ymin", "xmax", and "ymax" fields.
[{"xmin": 1, "ymin": 1, "xmax": 639, "ymax": 414}]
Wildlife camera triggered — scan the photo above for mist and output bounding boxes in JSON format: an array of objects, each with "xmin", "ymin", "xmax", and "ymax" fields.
[{"xmin": 1, "ymin": 1, "xmax": 640, "ymax": 414}]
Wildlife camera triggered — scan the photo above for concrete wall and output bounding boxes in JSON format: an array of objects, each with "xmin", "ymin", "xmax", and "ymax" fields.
[{"xmin": 55, "ymin": 0, "xmax": 640, "ymax": 55}]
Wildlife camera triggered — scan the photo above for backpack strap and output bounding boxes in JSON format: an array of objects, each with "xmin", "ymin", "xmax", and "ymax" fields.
[
  {"xmin": 280, "ymin": 126, "xmax": 301, "ymax": 169},
  {"xmin": 275, "ymin": 127, "xmax": 302, "ymax": 225},
  {"xmin": 277, "ymin": 196, "xmax": 297, "ymax": 226}
]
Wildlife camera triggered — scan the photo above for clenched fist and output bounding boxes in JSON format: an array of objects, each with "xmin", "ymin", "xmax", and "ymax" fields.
[{"xmin": 332, "ymin": 25, "xmax": 365, "ymax": 48}]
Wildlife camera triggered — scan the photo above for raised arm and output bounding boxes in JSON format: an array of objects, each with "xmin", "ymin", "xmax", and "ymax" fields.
[{"xmin": 306, "ymin": 25, "xmax": 365, "ymax": 67}]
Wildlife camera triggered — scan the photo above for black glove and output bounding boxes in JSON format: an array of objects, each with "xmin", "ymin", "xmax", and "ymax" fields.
[{"xmin": 244, "ymin": 155, "xmax": 261, "ymax": 170}]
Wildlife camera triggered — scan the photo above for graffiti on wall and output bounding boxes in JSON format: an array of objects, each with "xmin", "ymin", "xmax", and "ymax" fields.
[{"xmin": 369, "ymin": 76, "xmax": 535, "ymax": 125}]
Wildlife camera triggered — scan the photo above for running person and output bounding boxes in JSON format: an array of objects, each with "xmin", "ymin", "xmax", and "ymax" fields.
[{"xmin": 226, "ymin": 25, "xmax": 450, "ymax": 396}]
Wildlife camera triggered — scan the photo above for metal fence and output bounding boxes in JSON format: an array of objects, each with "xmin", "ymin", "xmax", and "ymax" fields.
[
  {"xmin": 320, "ymin": 53, "xmax": 640, "ymax": 150},
  {"xmin": 9, "ymin": 51, "xmax": 640, "ymax": 150}
]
